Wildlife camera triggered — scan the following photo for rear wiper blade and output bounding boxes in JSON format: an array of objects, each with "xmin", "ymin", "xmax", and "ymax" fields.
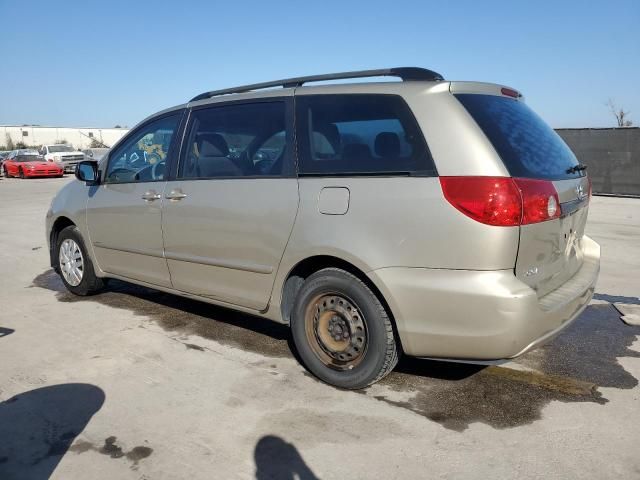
[{"xmin": 566, "ymin": 163, "xmax": 587, "ymax": 174}]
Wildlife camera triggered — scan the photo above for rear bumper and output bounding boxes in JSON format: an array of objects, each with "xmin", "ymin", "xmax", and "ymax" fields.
[{"xmin": 368, "ymin": 235, "xmax": 600, "ymax": 360}]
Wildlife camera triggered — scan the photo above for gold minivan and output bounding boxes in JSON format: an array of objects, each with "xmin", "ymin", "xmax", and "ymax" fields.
[{"xmin": 47, "ymin": 68, "xmax": 600, "ymax": 389}]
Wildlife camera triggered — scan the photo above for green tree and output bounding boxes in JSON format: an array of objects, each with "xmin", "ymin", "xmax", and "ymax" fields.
[{"xmin": 5, "ymin": 133, "xmax": 14, "ymax": 150}]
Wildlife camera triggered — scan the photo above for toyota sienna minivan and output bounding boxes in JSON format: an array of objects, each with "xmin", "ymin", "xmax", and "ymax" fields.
[{"xmin": 47, "ymin": 67, "xmax": 600, "ymax": 389}]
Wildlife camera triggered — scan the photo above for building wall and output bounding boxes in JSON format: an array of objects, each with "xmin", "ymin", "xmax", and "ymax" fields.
[
  {"xmin": 556, "ymin": 128, "xmax": 640, "ymax": 196},
  {"xmin": 1, "ymin": 125, "xmax": 129, "ymax": 150}
]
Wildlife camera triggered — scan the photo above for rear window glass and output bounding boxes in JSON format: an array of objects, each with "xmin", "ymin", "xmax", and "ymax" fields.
[
  {"xmin": 296, "ymin": 94, "xmax": 435, "ymax": 176},
  {"xmin": 455, "ymin": 94, "xmax": 581, "ymax": 180}
]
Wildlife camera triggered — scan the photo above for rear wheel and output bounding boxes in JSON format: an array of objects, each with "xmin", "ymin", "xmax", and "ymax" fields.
[
  {"xmin": 56, "ymin": 226, "xmax": 104, "ymax": 295},
  {"xmin": 291, "ymin": 268, "xmax": 398, "ymax": 389},
  {"xmin": 18, "ymin": 168, "xmax": 24, "ymax": 179},
  {"xmin": 3, "ymin": 166, "xmax": 9, "ymax": 178}
]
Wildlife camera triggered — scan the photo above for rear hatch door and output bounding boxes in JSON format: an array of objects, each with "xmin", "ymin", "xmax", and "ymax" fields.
[{"xmin": 455, "ymin": 92, "xmax": 590, "ymax": 297}]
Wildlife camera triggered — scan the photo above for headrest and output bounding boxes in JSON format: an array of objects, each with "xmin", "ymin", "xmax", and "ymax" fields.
[
  {"xmin": 313, "ymin": 123, "xmax": 341, "ymax": 153},
  {"xmin": 198, "ymin": 133, "xmax": 229, "ymax": 156},
  {"xmin": 342, "ymin": 143, "xmax": 371, "ymax": 160},
  {"xmin": 374, "ymin": 132, "xmax": 401, "ymax": 158}
]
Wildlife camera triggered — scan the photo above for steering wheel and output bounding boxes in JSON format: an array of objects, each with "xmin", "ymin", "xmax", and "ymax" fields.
[
  {"xmin": 152, "ymin": 160, "xmax": 166, "ymax": 180},
  {"xmin": 128, "ymin": 151, "xmax": 146, "ymax": 169}
]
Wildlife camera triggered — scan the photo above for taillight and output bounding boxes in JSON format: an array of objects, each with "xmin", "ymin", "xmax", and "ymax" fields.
[
  {"xmin": 439, "ymin": 177, "xmax": 522, "ymax": 226},
  {"xmin": 514, "ymin": 178, "xmax": 561, "ymax": 224},
  {"xmin": 439, "ymin": 176, "xmax": 561, "ymax": 227}
]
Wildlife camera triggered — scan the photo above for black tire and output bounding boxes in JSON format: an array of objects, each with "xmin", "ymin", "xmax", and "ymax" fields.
[
  {"xmin": 291, "ymin": 268, "xmax": 398, "ymax": 389},
  {"xmin": 3, "ymin": 167, "xmax": 9, "ymax": 178},
  {"xmin": 18, "ymin": 168, "xmax": 24, "ymax": 179},
  {"xmin": 56, "ymin": 226, "xmax": 104, "ymax": 296}
]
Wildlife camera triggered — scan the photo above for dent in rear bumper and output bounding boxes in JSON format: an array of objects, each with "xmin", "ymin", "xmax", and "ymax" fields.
[{"xmin": 368, "ymin": 236, "xmax": 600, "ymax": 360}]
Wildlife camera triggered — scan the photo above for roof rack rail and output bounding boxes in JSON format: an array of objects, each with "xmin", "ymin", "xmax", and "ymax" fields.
[{"xmin": 189, "ymin": 67, "xmax": 444, "ymax": 102}]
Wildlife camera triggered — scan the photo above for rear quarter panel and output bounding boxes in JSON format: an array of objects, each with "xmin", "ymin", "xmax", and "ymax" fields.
[
  {"xmin": 269, "ymin": 83, "xmax": 520, "ymax": 318},
  {"xmin": 270, "ymin": 176, "xmax": 520, "ymax": 318}
]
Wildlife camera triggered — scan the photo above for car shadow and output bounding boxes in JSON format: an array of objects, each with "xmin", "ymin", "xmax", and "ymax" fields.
[
  {"xmin": 254, "ymin": 435, "xmax": 319, "ymax": 480},
  {"xmin": 34, "ymin": 270, "xmax": 294, "ymax": 359},
  {"xmin": 0, "ymin": 327, "xmax": 14, "ymax": 339},
  {"xmin": 395, "ymin": 356, "xmax": 485, "ymax": 380},
  {"xmin": 0, "ymin": 383, "xmax": 105, "ymax": 479}
]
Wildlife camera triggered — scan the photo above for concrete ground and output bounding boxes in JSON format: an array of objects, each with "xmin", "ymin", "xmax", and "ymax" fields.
[{"xmin": 0, "ymin": 176, "xmax": 639, "ymax": 480}]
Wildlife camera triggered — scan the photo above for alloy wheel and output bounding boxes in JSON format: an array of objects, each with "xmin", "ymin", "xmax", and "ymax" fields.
[{"xmin": 59, "ymin": 239, "xmax": 84, "ymax": 286}]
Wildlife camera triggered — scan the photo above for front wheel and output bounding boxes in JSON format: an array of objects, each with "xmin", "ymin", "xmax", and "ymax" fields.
[
  {"xmin": 291, "ymin": 268, "xmax": 398, "ymax": 389},
  {"xmin": 18, "ymin": 169, "xmax": 24, "ymax": 179},
  {"xmin": 3, "ymin": 167, "xmax": 9, "ymax": 178},
  {"xmin": 56, "ymin": 226, "xmax": 104, "ymax": 295}
]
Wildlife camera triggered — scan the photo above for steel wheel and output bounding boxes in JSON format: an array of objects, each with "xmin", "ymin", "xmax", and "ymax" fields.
[
  {"xmin": 304, "ymin": 293, "xmax": 368, "ymax": 370},
  {"xmin": 59, "ymin": 238, "xmax": 84, "ymax": 287}
]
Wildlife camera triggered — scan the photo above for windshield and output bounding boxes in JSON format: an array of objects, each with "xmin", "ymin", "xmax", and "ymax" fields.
[
  {"xmin": 455, "ymin": 94, "xmax": 581, "ymax": 180},
  {"xmin": 16, "ymin": 155, "xmax": 44, "ymax": 162},
  {"xmin": 48, "ymin": 145, "xmax": 75, "ymax": 153}
]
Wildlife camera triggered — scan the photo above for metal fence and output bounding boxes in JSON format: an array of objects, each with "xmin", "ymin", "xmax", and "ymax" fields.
[{"xmin": 556, "ymin": 128, "xmax": 640, "ymax": 196}]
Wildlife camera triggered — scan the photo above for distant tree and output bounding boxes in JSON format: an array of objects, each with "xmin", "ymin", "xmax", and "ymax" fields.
[
  {"xmin": 114, "ymin": 125, "xmax": 122, "ymax": 128},
  {"xmin": 89, "ymin": 138, "xmax": 105, "ymax": 148},
  {"xmin": 55, "ymin": 138, "xmax": 69, "ymax": 144},
  {"xmin": 607, "ymin": 98, "xmax": 633, "ymax": 127},
  {"xmin": 16, "ymin": 141, "xmax": 27, "ymax": 149},
  {"xmin": 5, "ymin": 133, "xmax": 14, "ymax": 150}
]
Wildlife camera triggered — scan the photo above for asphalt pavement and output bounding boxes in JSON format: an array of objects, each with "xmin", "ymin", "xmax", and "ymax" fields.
[{"xmin": 0, "ymin": 176, "xmax": 639, "ymax": 479}]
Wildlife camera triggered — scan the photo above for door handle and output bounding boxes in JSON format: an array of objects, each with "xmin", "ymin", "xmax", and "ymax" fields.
[
  {"xmin": 141, "ymin": 190, "xmax": 161, "ymax": 201},
  {"xmin": 165, "ymin": 190, "xmax": 187, "ymax": 201}
]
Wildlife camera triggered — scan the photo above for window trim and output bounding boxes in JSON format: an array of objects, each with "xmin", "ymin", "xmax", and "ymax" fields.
[
  {"xmin": 175, "ymin": 97, "xmax": 296, "ymax": 181},
  {"xmin": 102, "ymin": 109, "xmax": 186, "ymax": 185},
  {"xmin": 294, "ymin": 93, "xmax": 437, "ymax": 178}
]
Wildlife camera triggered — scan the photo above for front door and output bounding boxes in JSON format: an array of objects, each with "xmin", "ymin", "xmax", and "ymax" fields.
[
  {"xmin": 161, "ymin": 99, "xmax": 298, "ymax": 311},
  {"xmin": 86, "ymin": 112, "xmax": 183, "ymax": 287}
]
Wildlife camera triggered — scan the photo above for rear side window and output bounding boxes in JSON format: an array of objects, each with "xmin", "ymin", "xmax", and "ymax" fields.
[
  {"xmin": 180, "ymin": 101, "xmax": 289, "ymax": 179},
  {"xmin": 456, "ymin": 94, "xmax": 581, "ymax": 180},
  {"xmin": 296, "ymin": 94, "xmax": 435, "ymax": 176}
]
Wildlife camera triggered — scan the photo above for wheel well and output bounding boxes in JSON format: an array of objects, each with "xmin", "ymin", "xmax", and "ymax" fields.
[
  {"xmin": 280, "ymin": 256, "xmax": 399, "ymax": 341},
  {"xmin": 49, "ymin": 217, "xmax": 75, "ymax": 268}
]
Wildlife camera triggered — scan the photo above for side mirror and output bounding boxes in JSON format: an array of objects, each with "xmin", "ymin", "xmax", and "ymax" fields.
[{"xmin": 76, "ymin": 160, "xmax": 99, "ymax": 185}]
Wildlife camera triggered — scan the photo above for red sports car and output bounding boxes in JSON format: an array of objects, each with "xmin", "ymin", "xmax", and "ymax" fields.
[{"xmin": 3, "ymin": 150, "xmax": 64, "ymax": 178}]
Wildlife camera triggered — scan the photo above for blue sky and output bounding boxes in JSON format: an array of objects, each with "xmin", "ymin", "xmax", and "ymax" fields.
[{"xmin": 0, "ymin": 0, "xmax": 638, "ymax": 129}]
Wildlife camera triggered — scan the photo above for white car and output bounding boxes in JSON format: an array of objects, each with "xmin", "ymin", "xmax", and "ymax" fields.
[{"xmin": 40, "ymin": 145, "xmax": 85, "ymax": 173}]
